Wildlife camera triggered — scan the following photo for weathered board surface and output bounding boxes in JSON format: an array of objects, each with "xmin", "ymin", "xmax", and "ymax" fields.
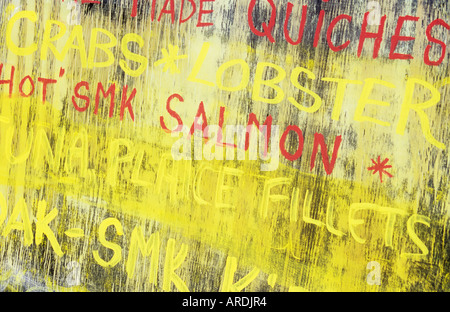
[{"xmin": 0, "ymin": 0, "xmax": 448, "ymax": 292}]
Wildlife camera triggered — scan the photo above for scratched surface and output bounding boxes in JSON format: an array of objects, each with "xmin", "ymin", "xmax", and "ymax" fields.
[{"xmin": 0, "ymin": 0, "xmax": 448, "ymax": 292}]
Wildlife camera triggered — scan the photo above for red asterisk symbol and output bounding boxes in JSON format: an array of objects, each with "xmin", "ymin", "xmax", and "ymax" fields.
[{"xmin": 368, "ymin": 156, "xmax": 393, "ymax": 183}]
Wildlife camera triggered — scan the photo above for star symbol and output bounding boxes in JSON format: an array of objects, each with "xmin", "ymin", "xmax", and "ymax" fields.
[
  {"xmin": 368, "ymin": 156, "xmax": 393, "ymax": 183},
  {"xmin": 154, "ymin": 44, "xmax": 187, "ymax": 74}
]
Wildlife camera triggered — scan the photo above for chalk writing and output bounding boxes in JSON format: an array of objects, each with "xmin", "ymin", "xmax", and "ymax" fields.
[{"xmin": 0, "ymin": 0, "xmax": 448, "ymax": 293}]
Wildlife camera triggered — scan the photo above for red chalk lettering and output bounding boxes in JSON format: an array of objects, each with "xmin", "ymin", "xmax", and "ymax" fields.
[
  {"xmin": 160, "ymin": 93, "xmax": 184, "ymax": 133},
  {"xmin": 313, "ymin": 10, "xmax": 325, "ymax": 48},
  {"xmin": 131, "ymin": 0, "xmax": 214, "ymax": 26},
  {"xmin": 95, "ymin": 82, "xmax": 116, "ymax": 117},
  {"xmin": 18, "ymin": 76, "xmax": 35, "ymax": 98},
  {"xmin": 0, "ymin": 64, "xmax": 15, "ymax": 97},
  {"xmin": 327, "ymin": 14, "xmax": 352, "ymax": 52},
  {"xmin": 72, "ymin": 81, "xmax": 136, "ymax": 121},
  {"xmin": 247, "ymin": 0, "xmax": 277, "ymax": 43},
  {"xmin": 189, "ymin": 101, "xmax": 209, "ymax": 136},
  {"xmin": 283, "ymin": 4, "xmax": 308, "ymax": 45},
  {"xmin": 197, "ymin": 0, "xmax": 215, "ymax": 27},
  {"xmin": 279, "ymin": 125, "xmax": 304, "ymax": 161},
  {"xmin": 180, "ymin": 0, "xmax": 197, "ymax": 24},
  {"xmin": 245, "ymin": 113, "xmax": 272, "ymax": 155},
  {"xmin": 310, "ymin": 133, "xmax": 342, "ymax": 175},
  {"xmin": 131, "ymin": 0, "xmax": 139, "ymax": 17},
  {"xmin": 389, "ymin": 16, "xmax": 420, "ymax": 60},
  {"xmin": 72, "ymin": 81, "xmax": 90, "ymax": 112},
  {"xmin": 358, "ymin": 11, "xmax": 387, "ymax": 58},
  {"xmin": 158, "ymin": 0, "xmax": 176, "ymax": 24},
  {"xmin": 37, "ymin": 77, "xmax": 57, "ymax": 103},
  {"xmin": 424, "ymin": 19, "xmax": 450, "ymax": 66},
  {"xmin": 217, "ymin": 106, "xmax": 235, "ymax": 148},
  {"xmin": 120, "ymin": 85, "xmax": 136, "ymax": 122}
]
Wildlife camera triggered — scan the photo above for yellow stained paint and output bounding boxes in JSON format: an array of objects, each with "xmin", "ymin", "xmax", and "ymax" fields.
[{"xmin": 0, "ymin": 0, "xmax": 448, "ymax": 292}]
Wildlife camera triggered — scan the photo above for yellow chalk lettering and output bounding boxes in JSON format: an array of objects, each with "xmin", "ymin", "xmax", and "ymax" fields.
[
  {"xmin": 322, "ymin": 77, "xmax": 363, "ymax": 121},
  {"xmin": 126, "ymin": 227, "xmax": 160, "ymax": 285},
  {"xmin": 193, "ymin": 164, "xmax": 215, "ymax": 206},
  {"xmin": 40, "ymin": 19, "xmax": 67, "ymax": 61},
  {"xmin": 64, "ymin": 228, "xmax": 84, "ymax": 238},
  {"xmin": 376, "ymin": 206, "xmax": 407, "ymax": 248},
  {"xmin": 188, "ymin": 42, "xmax": 215, "ymax": 87},
  {"xmin": 65, "ymin": 127, "xmax": 89, "ymax": 178},
  {"xmin": 354, "ymin": 78, "xmax": 394, "ymax": 127},
  {"xmin": 289, "ymin": 187, "xmax": 300, "ymax": 223},
  {"xmin": 302, "ymin": 190, "xmax": 324, "ymax": 227},
  {"xmin": 396, "ymin": 78, "xmax": 445, "ymax": 149},
  {"xmin": 214, "ymin": 167, "xmax": 243, "ymax": 209},
  {"xmin": 348, "ymin": 203, "xmax": 367, "ymax": 244},
  {"xmin": 2, "ymin": 198, "xmax": 33, "ymax": 246},
  {"xmin": 6, "ymin": 11, "xmax": 37, "ymax": 56},
  {"xmin": 131, "ymin": 148, "xmax": 151, "ymax": 186},
  {"xmin": 348, "ymin": 203, "xmax": 407, "ymax": 245},
  {"xmin": 156, "ymin": 154, "xmax": 180, "ymax": 201},
  {"xmin": 5, "ymin": 126, "xmax": 33, "ymax": 165},
  {"xmin": 402, "ymin": 214, "xmax": 431, "ymax": 259},
  {"xmin": 59, "ymin": 25, "xmax": 88, "ymax": 67},
  {"xmin": 119, "ymin": 33, "xmax": 148, "ymax": 77},
  {"xmin": 252, "ymin": 62, "xmax": 286, "ymax": 104},
  {"xmin": 93, "ymin": 218, "xmax": 123, "ymax": 268},
  {"xmin": 203, "ymin": 126, "xmax": 223, "ymax": 161},
  {"xmin": 259, "ymin": 178, "xmax": 291, "ymax": 219},
  {"xmin": 33, "ymin": 127, "xmax": 65, "ymax": 173},
  {"xmin": 35, "ymin": 200, "xmax": 63, "ymax": 257},
  {"xmin": 325, "ymin": 198, "xmax": 345, "ymax": 237},
  {"xmin": 216, "ymin": 59, "xmax": 250, "ymax": 92},
  {"xmin": 289, "ymin": 67, "xmax": 322, "ymax": 113},
  {"xmin": 220, "ymin": 256, "xmax": 260, "ymax": 292},
  {"xmin": 106, "ymin": 139, "xmax": 135, "ymax": 187},
  {"xmin": 162, "ymin": 238, "xmax": 189, "ymax": 292},
  {"xmin": 88, "ymin": 28, "xmax": 118, "ymax": 68}
]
